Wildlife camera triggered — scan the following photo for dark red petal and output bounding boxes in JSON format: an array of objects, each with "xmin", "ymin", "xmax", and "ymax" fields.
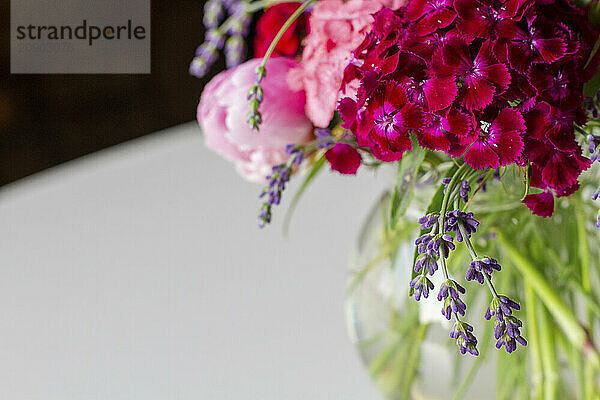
[
  {"xmin": 546, "ymin": 126, "xmax": 579, "ymax": 152},
  {"xmin": 415, "ymin": 9, "xmax": 457, "ymax": 35},
  {"xmin": 407, "ymin": 0, "xmax": 428, "ymax": 19},
  {"xmin": 542, "ymin": 151, "xmax": 591, "ymax": 191},
  {"xmin": 534, "ymin": 39, "xmax": 566, "ymax": 64},
  {"xmin": 338, "ymin": 98, "xmax": 357, "ymax": 130},
  {"xmin": 522, "ymin": 192, "xmax": 554, "ymax": 217},
  {"xmin": 387, "ymin": 129, "xmax": 414, "ymax": 155},
  {"xmin": 461, "ymin": 76, "xmax": 495, "ymax": 110},
  {"xmin": 442, "ymin": 37, "xmax": 470, "ymax": 70},
  {"xmin": 500, "ymin": 0, "xmax": 531, "ymax": 19},
  {"xmin": 529, "ymin": 164, "xmax": 544, "ymax": 188},
  {"xmin": 396, "ymin": 102, "xmax": 425, "ymax": 131},
  {"xmin": 464, "ymin": 140, "xmax": 501, "ymax": 170},
  {"xmin": 482, "ymin": 63, "xmax": 511, "ymax": 92},
  {"xmin": 443, "ymin": 109, "xmax": 472, "ymax": 137},
  {"xmin": 453, "ymin": 0, "xmax": 476, "ymax": 19},
  {"xmin": 325, "ymin": 144, "xmax": 362, "ymax": 175},
  {"xmin": 491, "ymin": 108, "xmax": 526, "ymax": 135},
  {"xmin": 370, "ymin": 129, "xmax": 412, "ymax": 162},
  {"xmin": 493, "ymin": 130, "xmax": 524, "ymax": 165},
  {"xmin": 424, "ymin": 77, "xmax": 458, "ymax": 112},
  {"xmin": 507, "ymin": 42, "xmax": 532, "ymax": 72},
  {"xmin": 384, "ymin": 82, "xmax": 409, "ymax": 109}
]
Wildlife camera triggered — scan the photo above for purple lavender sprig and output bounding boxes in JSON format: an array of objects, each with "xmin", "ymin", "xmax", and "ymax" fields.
[
  {"xmin": 439, "ymin": 279, "xmax": 467, "ymax": 320},
  {"xmin": 258, "ymin": 147, "xmax": 303, "ymax": 228},
  {"xmin": 485, "ymin": 296, "xmax": 527, "ymax": 353},
  {"xmin": 412, "ymin": 166, "xmax": 480, "ymax": 356},
  {"xmin": 444, "ymin": 210, "xmax": 479, "ymax": 242},
  {"xmin": 456, "ymin": 214, "xmax": 527, "ymax": 354},
  {"xmin": 588, "ymin": 134, "xmax": 600, "ymax": 164},
  {"xmin": 450, "ymin": 320, "xmax": 479, "ymax": 356},
  {"xmin": 190, "ymin": 0, "xmax": 251, "ymax": 78},
  {"xmin": 247, "ymin": 66, "xmax": 266, "ymax": 130},
  {"xmin": 465, "ymin": 257, "xmax": 501, "ymax": 284}
]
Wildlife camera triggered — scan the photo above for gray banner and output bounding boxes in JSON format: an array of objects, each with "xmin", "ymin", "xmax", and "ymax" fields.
[{"xmin": 11, "ymin": 0, "xmax": 151, "ymax": 74}]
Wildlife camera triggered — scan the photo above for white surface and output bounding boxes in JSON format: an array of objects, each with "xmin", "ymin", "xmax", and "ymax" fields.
[{"xmin": 0, "ymin": 123, "xmax": 389, "ymax": 400}]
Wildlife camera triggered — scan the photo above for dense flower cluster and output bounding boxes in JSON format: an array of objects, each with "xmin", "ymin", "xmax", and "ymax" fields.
[
  {"xmin": 288, "ymin": 0, "xmax": 407, "ymax": 127},
  {"xmin": 338, "ymin": 0, "xmax": 600, "ymax": 217}
]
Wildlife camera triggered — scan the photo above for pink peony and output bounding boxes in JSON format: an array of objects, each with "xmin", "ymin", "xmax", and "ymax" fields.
[
  {"xmin": 198, "ymin": 57, "xmax": 313, "ymax": 182},
  {"xmin": 288, "ymin": 0, "xmax": 407, "ymax": 127}
]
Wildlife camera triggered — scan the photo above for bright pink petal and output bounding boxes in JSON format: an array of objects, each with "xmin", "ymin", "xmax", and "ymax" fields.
[{"xmin": 325, "ymin": 144, "xmax": 362, "ymax": 175}]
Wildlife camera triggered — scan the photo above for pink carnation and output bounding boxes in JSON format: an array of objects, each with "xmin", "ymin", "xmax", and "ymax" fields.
[{"xmin": 288, "ymin": 0, "xmax": 407, "ymax": 127}]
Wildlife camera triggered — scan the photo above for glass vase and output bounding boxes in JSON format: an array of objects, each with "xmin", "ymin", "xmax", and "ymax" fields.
[{"xmin": 345, "ymin": 169, "xmax": 600, "ymax": 400}]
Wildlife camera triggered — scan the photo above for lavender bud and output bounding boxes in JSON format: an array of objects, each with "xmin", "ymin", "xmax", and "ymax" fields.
[{"xmin": 225, "ymin": 36, "xmax": 246, "ymax": 68}]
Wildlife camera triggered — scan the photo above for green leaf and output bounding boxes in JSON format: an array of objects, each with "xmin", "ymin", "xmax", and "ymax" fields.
[
  {"xmin": 390, "ymin": 147, "xmax": 426, "ymax": 229},
  {"xmin": 409, "ymin": 164, "xmax": 458, "ymax": 296},
  {"xmin": 584, "ymin": 68, "xmax": 600, "ymax": 98},
  {"xmin": 282, "ymin": 156, "xmax": 326, "ymax": 235}
]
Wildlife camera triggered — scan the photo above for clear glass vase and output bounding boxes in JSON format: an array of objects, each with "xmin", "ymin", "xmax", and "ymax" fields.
[
  {"xmin": 345, "ymin": 193, "xmax": 497, "ymax": 400},
  {"xmin": 344, "ymin": 170, "xmax": 600, "ymax": 400}
]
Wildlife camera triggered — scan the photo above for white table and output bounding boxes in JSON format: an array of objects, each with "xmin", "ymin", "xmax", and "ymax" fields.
[{"xmin": 0, "ymin": 123, "xmax": 389, "ymax": 400}]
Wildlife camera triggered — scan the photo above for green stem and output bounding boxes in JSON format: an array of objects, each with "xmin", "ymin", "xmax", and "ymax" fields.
[
  {"xmin": 459, "ymin": 223, "xmax": 500, "ymax": 299},
  {"xmin": 538, "ymin": 305, "xmax": 559, "ymax": 400},
  {"xmin": 400, "ymin": 324, "xmax": 428, "ymax": 400},
  {"xmin": 439, "ymin": 163, "xmax": 470, "ymax": 232},
  {"xmin": 575, "ymin": 124, "xmax": 591, "ymax": 137},
  {"xmin": 257, "ymin": 0, "xmax": 315, "ymax": 69},
  {"xmin": 525, "ymin": 283, "xmax": 544, "ymax": 400},
  {"xmin": 496, "ymin": 231, "xmax": 600, "ymax": 367},
  {"xmin": 246, "ymin": 0, "xmax": 303, "ymax": 13}
]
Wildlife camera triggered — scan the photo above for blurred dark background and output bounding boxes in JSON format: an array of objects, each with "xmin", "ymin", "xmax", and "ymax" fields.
[{"xmin": 1, "ymin": 0, "xmax": 227, "ymax": 186}]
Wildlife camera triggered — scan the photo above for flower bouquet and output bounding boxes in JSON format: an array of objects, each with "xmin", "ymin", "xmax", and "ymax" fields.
[{"xmin": 193, "ymin": 0, "xmax": 600, "ymax": 398}]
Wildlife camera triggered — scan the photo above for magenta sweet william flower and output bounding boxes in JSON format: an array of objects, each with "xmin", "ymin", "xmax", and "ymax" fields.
[
  {"xmin": 454, "ymin": 0, "xmax": 530, "ymax": 40},
  {"xmin": 336, "ymin": 0, "xmax": 598, "ymax": 217},
  {"xmin": 498, "ymin": 15, "xmax": 567, "ymax": 73},
  {"xmin": 198, "ymin": 58, "xmax": 313, "ymax": 182},
  {"xmin": 324, "ymin": 143, "xmax": 362, "ymax": 174},
  {"xmin": 433, "ymin": 38, "xmax": 511, "ymax": 111},
  {"xmin": 463, "ymin": 108, "xmax": 525, "ymax": 170},
  {"xmin": 407, "ymin": 0, "xmax": 456, "ymax": 36},
  {"xmin": 342, "ymin": 81, "xmax": 424, "ymax": 162}
]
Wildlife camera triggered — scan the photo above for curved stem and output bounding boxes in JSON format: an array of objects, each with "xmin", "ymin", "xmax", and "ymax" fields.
[
  {"xmin": 246, "ymin": 0, "xmax": 303, "ymax": 13},
  {"xmin": 257, "ymin": 0, "xmax": 315, "ymax": 70}
]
